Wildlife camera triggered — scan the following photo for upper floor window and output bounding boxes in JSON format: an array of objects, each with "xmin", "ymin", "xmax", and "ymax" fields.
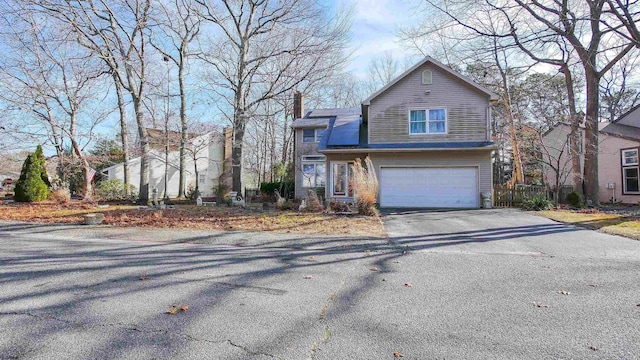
[
  {"xmin": 622, "ymin": 149, "xmax": 638, "ymax": 166},
  {"xmin": 303, "ymin": 128, "xmax": 324, "ymax": 143},
  {"xmin": 565, "ymin": 133, "xmax": 583, "ymax": 154},
  {"xmin": 422, "ymin": 70, "xmax": 433, "ymax": 85},
  {"xmin": 622, "ymin": 148, "xmax": 639, "ymax": 194},
  {"xmin": 409, "ymin": 108, "xmax": 446, "ymax": 134},
  {"xmin": 198, "ymin": 174, "xmax": 206, "ymax": 184}
]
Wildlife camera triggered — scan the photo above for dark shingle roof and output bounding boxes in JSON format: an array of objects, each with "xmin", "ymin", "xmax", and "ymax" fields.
[{"xmin": 601, "ymin": 122, "xmax": 640, "ymax": 141}]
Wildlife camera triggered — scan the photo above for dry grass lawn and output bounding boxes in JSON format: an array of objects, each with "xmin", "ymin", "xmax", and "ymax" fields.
[
  {"xmin": 536, "ymin": 209, "xmax": 640, "ymax": 240},
  {"xmin": 0, "ymin": 201, "xmax": 387, "ymax": 237}
]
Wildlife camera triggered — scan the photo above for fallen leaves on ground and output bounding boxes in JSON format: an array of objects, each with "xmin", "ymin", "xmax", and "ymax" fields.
[
  {"xmin": 370, "ymin": 266, "xmax": 379, "ymax": 271},
  {"xmin": 558, "ymin": 290, "xmax": 570, "ymax": 295},
  {"xmin": 166, "ymin": 304, "xmax": 189, "ymax": 315},
  {"xmin": 393, "ymin": 351, "xmax": 404, "ymax": 357},
  {"xmin": 536, "ymin": 209, "xmax": 640, "ymax": 240},
  {"xmin": 404, "ymin": 283, "xmax": 412, "ymax": 288},
  {"xmin": 304, "ymin": 275, "xmax": 313, "ymax": 279},
  {"xmin": 588, "ymin": 346, "xmax": 599, "ymax": 351},
  {"xmin": 0, "ymin": 201, "xmax": 386, "ymax": 236},
  {"xmin": 139, "ymin": 276, "xmax": 149, "ymax": 281},
  {"xmin": 533, "ymin": 302, "xmax": 549, "ymax": 308}
]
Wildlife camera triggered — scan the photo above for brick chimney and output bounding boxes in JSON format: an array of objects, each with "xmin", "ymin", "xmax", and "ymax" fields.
[{"xmin": 293, "ymin": 91, "xmax": 304, "ymax": 119}]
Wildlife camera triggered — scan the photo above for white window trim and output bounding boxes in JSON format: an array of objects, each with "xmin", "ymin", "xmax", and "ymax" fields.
[
  {"xmin": 302, "ymin": 155, "xmax": 326, "ymax": 162},
  {"xmin": 623, "ymin": 166, "xmax": 640, "ymax": 194},
  {"xmin": 301, "ymin": 160, "xmax": 326, "ymax": 188},
  {"xmin": 408, "ymin": 108, "xmax": 448, "ymax": 135},
  {"xmin": 622, "ymin": 148, "xmax": 638, "ymax": 166},
  {"xmin": 302, "ymin": 128, "xmax": 325, "ymax": 143}
]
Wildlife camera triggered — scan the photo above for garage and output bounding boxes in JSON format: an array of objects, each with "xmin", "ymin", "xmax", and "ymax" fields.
[{"xmin": 380, "ymin": 167, "xmax": 479, "ymax": 208}]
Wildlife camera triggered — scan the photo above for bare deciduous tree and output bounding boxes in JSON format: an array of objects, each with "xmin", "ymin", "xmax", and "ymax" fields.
[
  {"xmin": 195, "ymin": 0, "xmax": 351, "ymax": 192},
  {"xmin": 151, "ymin": 0, "xmax": 201, "ymax": 198},
  {"xmin": 410, "ymin": 0, "xmax": 640, "ymax": 204},
  {"xmin": 38, "ymin": 0, "xmax": 153, "ymax": 204},
  {"xmin": 0, "ymin": 3, "xmax": 109, "ymax": 199}
]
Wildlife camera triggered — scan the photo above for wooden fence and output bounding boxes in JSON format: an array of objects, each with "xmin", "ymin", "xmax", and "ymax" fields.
[{"xmin": 492, "ymin": 185, "xmax": 547, "ymax": 208}]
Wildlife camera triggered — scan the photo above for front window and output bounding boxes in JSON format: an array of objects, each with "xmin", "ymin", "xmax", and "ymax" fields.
[
  {"xmin": 622, "ymin": 149, "xmax": 638, "ymax": 166},
  {"xmin": 624, "ymin": 167, "xmax": 639, "ymax": 193},
  {"xmin": 422, "ymin": 70, "xmax": 433, "ymax": 85},
  {"xmin": 198, "ymin": 174, "xmax": 206, "ymax": 184},
  {"xmin": 302, "ymin": 156, "xmax": 326, "ymax": 187},
  {"xmin": 410, "ymin": 108, "xmax": 446, "ymax": 134},
  {"xmin": 302, "ymin": 128, "xmax": 325, "ymax": 143},
  {"xmin": 331, "ymin": 162, "xmax": 354, "ymax": 197},
  {"xmin": 303, "ymin": 129, "xmax": 315, "ymax": 142}
]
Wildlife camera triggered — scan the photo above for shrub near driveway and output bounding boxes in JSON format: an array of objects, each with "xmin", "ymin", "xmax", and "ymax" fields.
[
  {"xmin": 536, "ymin": 209, "xmax": 640, "ymax": 240},
  {"xmin": 0, "ymin": 202, "xmax": 386, "ymax": 237}
]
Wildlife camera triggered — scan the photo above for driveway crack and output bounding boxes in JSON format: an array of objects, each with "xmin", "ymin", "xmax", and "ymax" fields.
[
  {"xmin": 225, "ymin": 340, "xmax": 276, "ymax": 358},
  {"xmin": 1, "ymin": 311, "xmax": 276, "ymax": 357}
]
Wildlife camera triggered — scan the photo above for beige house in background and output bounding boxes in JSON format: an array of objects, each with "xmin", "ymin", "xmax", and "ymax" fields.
[
  {"xmin": 293, "ymin": 56, "xmax": 498, "ymax": 208},
  {"xmin": 542, "ymin": 104, "xmax": 640, "ymax": 204}
]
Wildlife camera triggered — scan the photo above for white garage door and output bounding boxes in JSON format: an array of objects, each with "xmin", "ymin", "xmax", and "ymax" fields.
[{"xmin": 380, "ymin": 167, "xmax": 479, "ymax": 208}]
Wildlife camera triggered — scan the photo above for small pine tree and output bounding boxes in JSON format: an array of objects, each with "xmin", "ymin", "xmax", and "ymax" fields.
[
  {"xmin": 33, "ymin": 145, "xmax": 51, "ymax": 187},
  {"xmin": 14, "ymin": 147, "xmax": 50, "ymax": 202}
]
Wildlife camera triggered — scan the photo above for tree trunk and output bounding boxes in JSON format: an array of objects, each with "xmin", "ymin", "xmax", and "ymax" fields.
[
  {"xmin": 231, "ymin": 114, "xmax": 245, "ymax": 193},
  {"xmin": 583, "ymin": 65, "xmax": 600, "ymax": 205},
  {"xmin": 178, "ymin": 53, "xmax": 187, "ymax": 198},
  {"xmin": 113, "ymin": 74, "xmax": 130, "ymax": 197},
  {"xmin": 134, "ymin": 97, "xmax": 150, "ymax": 204},
  {"xmin": 508, "ymin": 109, "xmax": 524, "ymax": 185},
  {"xmin": 193, "ymin": 154, "xmax": 199, "ymax": 196},
  {"xmin": 69, "ymin": 136, "xmax": 92, "ymax": 201},
  {"xmin": 560, "ymin": 65, "xmax": 582, "ymax": 195},
  {"xmin": 163, "ymin": 118, "xmax": 169, "ymax": 199}
]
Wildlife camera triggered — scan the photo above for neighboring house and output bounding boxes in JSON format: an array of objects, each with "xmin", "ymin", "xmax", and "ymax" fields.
[
  {"xmin": 1, "ymin": 173, "xmax": 18, "ymax": 191},
  {"xmin": 101, "ymin": 128, "xmax": 232, "ymax": 198},
  {"xmin": 293, "ymin": 56, "xmax": 498, "ymax": 208},
  {"xmin": 542, "ymin": 104, "xmax": 640, "ymax": 204}
]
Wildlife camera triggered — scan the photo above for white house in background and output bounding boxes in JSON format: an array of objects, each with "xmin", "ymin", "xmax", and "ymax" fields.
[{"xmin": 101, "ymin": 128, "xmax": 232, "ymax": 198}]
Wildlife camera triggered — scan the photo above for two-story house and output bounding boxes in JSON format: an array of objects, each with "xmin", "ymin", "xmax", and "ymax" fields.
[
  {"xmin": 293, "ymin": 56, "xmax": 498, "ymax": 208},
  {"xmin": 542, "ymin": 104, "xmax": 640, "ymax": 204}
]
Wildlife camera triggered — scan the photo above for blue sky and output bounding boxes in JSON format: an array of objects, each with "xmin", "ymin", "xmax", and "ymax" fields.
[{"xmin": 329, "ymin": 0, "xmax": 420, "ymax": 77}]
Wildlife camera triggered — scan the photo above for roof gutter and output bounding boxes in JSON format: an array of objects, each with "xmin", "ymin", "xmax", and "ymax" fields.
[{"xmin": 318, "ymin": 146, "xmax": 498, "ymax": 153}]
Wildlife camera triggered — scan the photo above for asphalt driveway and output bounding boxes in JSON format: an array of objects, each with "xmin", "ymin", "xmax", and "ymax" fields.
[{"xmin": 1, "ymin": 210, "xmax": 640, "ymax": 359}]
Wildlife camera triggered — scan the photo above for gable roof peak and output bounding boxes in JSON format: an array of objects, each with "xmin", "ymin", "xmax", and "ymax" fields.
[{"xmin": 361, "ymin": 55, "xmax": 498, "ymax": 105}]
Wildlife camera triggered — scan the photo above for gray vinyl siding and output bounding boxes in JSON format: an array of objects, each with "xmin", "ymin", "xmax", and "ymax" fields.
[
  {"xmin": 368, "ymin": 63, "xmax": 491, "ymax": 144},
  {"xmin": 370, "ymin": 151, "xmax": 493, "ymax": 199}
]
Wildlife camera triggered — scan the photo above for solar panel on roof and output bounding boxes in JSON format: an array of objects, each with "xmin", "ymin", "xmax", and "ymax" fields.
[{"xmin": 327, "ymin": 116, "xmax": 360, "ymax": 146}]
